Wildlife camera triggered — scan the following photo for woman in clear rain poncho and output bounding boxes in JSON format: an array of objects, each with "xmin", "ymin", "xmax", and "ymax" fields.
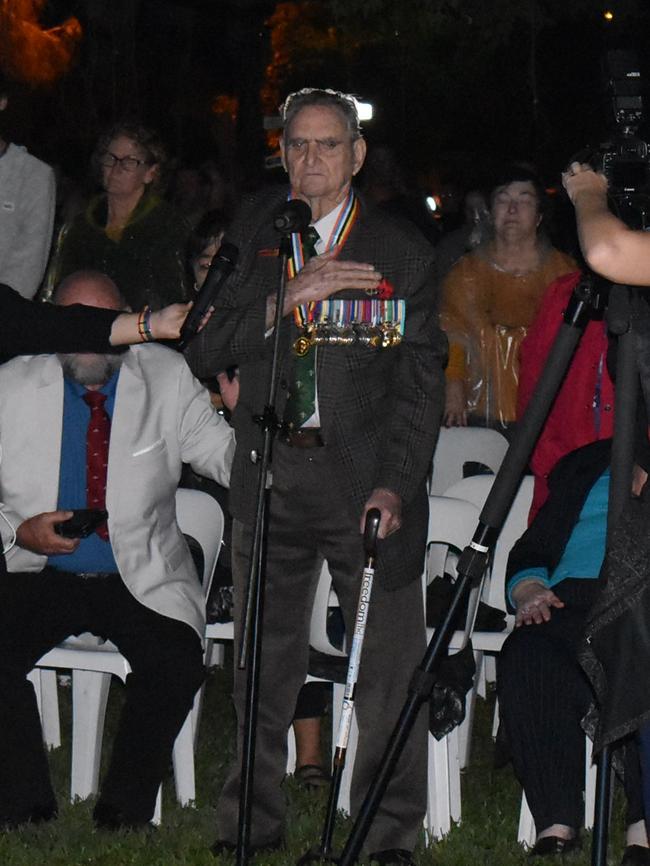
[{"xmin": 441, "ymin": 165, "xmax": 576, "ymax": 434}]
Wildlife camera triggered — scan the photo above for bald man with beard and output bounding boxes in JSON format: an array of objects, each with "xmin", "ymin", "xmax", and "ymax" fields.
[{"xmin": 0, "ymin": 270, "xmax": 234, "ymax": 830}]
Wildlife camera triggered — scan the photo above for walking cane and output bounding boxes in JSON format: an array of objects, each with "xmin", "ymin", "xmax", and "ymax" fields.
[{"xmin": 297, "ymin": 507, "xmax": 382, "ymax": 866}]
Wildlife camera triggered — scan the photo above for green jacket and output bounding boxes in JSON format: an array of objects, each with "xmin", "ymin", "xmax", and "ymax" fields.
[{"xmin": 52, "ymin": 191, "xmax": 191, "ymax": 310}]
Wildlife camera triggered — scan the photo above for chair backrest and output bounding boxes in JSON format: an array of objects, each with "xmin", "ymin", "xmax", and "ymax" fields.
[
  {"xmin": 443, "ymin": 474, "xmax": 534, "ymax": 611},
  {"xmin": 308, "ymin": 560, "xmax": 346, "ymax": 658},
  {"xmin": 426, "ymin": 495, "xmax": 481, "ymax": 585},
  {"xmin": 429, "ymin": 427, "xmax": 510, "ymax": 495},
  {"xmin": 425, "ymin": 495, "xmax": 484, "ymax": 646},
  {"xmin": 174, "ymin": 488, "xmax": 225, "ymax": 601},
  {"xmin": 52, "ymin": 489, "xmax": 225, "ymax": 657}
]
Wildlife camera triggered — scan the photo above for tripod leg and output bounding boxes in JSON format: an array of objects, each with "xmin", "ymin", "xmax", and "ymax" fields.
[
  {"xmin": 337, "ymin": 569, "xmax": 473, "ymax": 866},
  {"xmin": 591, "ymin": 748, "xmax": 612, "ymax": 866},
  {"xmin": 338, "ymin": 293, "xmax": 595, "ymax": 866},
  {"xmin": 237, "ymin": 498, "xmax": 268, "ymax": 866},
  {"xmin": 591, "ymin": 286, "xmax": 639, "ymax": 866}
]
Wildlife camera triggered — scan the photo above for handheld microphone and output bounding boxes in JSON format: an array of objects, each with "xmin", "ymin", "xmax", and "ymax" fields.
[
  {"xmin": 177, "ymin": 241, "xmax": 239, "ymax": 350},
  {"xmin": 273, "ymin": 199, "xmax": 312, "ymax": 234}
]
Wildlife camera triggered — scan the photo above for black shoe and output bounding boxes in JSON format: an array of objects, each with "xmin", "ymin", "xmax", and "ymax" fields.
[
  {"xmin": 369, "ymin": 849, "xmax": 417, "ymax": 866},
  {"xmin": 93, "ymin": 802, "xmax": 153, "ymax": 831},
  {"xmin": 622, "ymin": 846, "xmax": 650, "ymax": 866},
  {"xmin": 211, "ymin": 838, "xmax": 283, "ymax": 858},
  {"xmin": 529, "ymin": 835, "xmax": 581, "ymax": 857}
]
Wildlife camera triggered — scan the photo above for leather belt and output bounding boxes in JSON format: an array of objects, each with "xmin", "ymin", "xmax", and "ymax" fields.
[{"xmin": 281, "ymin": 428, "xmax": 325, "ymax": 448}]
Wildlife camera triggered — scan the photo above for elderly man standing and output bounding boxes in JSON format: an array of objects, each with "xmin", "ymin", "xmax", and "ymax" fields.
[
  {"xmin": 190, "ymin": 89, "xmax": 446, "ymax": 865},
  {"xmin": 0, "ymin": 270, "xmax": 234, "ymax": 830}
]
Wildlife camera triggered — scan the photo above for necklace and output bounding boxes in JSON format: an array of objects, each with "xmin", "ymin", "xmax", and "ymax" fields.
[
  {"xmin": 489, "ymin": 259, "xmax": 539, "ymax": 277},
  {"xmin": 488, "ymin": 244, "xmax": 542, "ymax": 277}
]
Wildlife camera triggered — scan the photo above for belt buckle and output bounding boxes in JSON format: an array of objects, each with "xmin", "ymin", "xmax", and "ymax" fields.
[
  {"xmin": 295, "ymin": 429, "xmax": 323, "ymax": 448},
  {"xmin": 281, "ymin": 427, "xmax": 324, "ymax": 448}
]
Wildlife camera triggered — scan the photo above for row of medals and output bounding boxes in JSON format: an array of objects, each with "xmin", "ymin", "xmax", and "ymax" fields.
[{"xmin": 294, "ymin": 321, "xmax": 403, "ymax": 356}]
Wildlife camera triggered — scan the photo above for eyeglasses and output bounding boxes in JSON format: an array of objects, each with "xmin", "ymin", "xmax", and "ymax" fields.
[
  {"xmin": 99, "ymin": 152, "xmax": 151, "ymax": 172},
  {"xmin": 285, "ymin": 138, "xmax": 347, "ymax": 155}
]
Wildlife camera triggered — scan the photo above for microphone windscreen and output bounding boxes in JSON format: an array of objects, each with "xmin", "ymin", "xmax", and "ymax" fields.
[{"xmin": 273, "ymin": 199, "xmax": 312, "ymax": 234}]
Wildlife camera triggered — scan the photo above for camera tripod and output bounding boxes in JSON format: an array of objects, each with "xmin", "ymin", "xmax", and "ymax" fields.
[{"xmin": 333, "ymin": 275, "xmax": 639, "ymax": 866}]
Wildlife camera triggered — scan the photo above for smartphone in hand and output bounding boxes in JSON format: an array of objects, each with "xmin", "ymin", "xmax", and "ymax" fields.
[{"xmin": 55, "ymin": 509, "xmax": 108, "ymax": 539}]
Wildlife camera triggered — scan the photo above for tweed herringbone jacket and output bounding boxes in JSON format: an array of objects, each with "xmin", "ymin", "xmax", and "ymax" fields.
[{"xmin": 190, "ymin": 187, "xmax": 447, "ymax": 589}]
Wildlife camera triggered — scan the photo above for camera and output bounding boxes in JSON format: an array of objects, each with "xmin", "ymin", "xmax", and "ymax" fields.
[{"xmin": 586, "ymin": 49, "xmax": 650, "ymax": 229}]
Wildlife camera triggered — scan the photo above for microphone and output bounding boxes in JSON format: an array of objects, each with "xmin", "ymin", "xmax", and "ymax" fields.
[
  {"xmin": 177, "ymin": 241, "xmax": 239, "ymax": 350},
  {"xmin": 273, "ymin": 199, "xmax": 312, "ymax": 234}
]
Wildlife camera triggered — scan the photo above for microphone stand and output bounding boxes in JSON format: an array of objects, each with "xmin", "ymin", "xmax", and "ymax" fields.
[{"xmin": 235, "ymin": 230, "xmax": 293, "ymax": 866}]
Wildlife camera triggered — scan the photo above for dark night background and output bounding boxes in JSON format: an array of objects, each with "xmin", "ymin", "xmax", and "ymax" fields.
[{"xmin": 3, "ymin": 0, "xmax": 650, "ymax": 197}]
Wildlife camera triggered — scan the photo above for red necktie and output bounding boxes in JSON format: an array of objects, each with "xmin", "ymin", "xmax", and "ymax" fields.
[{"xmin": 83, "ymin": 390, "xmax": 110, "ymax": 541}]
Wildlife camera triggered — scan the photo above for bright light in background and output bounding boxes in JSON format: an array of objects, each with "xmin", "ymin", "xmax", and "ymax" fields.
[
  {"xmin": 355, "ymin": 100, "xmax": 373, "ymax": 121},
  {"xmin": 426, "ymin": 196, "xmax": 438, "ymax": 212},
  {"xmin": 603, "ymin": 10, "xmax": 614, "ymax": 20}
]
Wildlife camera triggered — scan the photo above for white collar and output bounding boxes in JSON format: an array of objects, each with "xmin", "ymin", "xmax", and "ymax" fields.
[{"xmin": 312, "ymin": 198, "xmax": 348, "ymax": 254}]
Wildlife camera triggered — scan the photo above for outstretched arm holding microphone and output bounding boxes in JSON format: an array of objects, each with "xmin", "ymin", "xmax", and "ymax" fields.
[{"xmin": 563, "ymin": 161, "xmax": 650, "ymax": 284}]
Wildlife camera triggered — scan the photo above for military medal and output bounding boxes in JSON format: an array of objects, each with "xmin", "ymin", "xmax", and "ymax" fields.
[
  {"xmin": 309, "ymin": 299, "xmax": 405, "ymax": 349},
  {"xmin": 287, "ymin": 191, "xmax": 359, "ymax": 355},
  {"xmin": 285, "ymin": 192, "xmax": 405, "ymax": 352},
  {"xmin": 294, "ymin": 332, "xmax": 312, "ymax": 356},
  {"xmin": 293, "ymin": 319, "xmax": 317, "ymax": 355}
]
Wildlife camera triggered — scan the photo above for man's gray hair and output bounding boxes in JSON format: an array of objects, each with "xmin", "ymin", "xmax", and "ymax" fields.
[{"xmin": 280, "ymin": 88, "xmax": 362, "ymax": 140}]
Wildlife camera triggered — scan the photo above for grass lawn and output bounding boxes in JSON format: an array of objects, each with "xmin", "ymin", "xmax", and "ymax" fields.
[{"xmin": 0, "ymin": 651, "xmax": 630, "ymax": 865}]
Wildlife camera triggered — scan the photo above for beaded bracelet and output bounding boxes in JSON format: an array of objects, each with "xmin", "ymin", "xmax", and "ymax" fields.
[{"xmin": 138, "ymin": 306, "xmax": 154, "ymax": 342}]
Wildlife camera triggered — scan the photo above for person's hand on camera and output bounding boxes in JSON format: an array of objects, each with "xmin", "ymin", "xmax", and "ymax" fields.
[
  {"xmin": 512, "ymin": 578, "xmax": 564, "ymax": 627},
  {"xmin": 562, "ymin": 159, "xmax": 650, "ymax": 285},
  {"xmin": 16, "ymin": 511, "xmax": 80, "ymax": 556},
  {"xmin": 562, "ymin": 162, "xmax": 608, "ymax": 206}
]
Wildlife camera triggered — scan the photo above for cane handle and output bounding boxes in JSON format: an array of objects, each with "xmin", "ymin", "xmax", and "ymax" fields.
[{"xmin": 363, "ymin": 508, "xmax": 381, "ymax": 558}]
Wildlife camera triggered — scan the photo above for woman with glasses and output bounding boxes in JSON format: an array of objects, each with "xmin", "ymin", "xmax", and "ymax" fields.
[{"xmin": 48, "ymin": 121, "xmax": 191, "ymax": 311}]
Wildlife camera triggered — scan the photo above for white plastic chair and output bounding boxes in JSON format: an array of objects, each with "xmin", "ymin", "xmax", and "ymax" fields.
[
  {"xmin": 424, "ymin": 494, "xmax": 482, "ymax": 840},
  {"xmin": 442, "ymin": 473, "xmax": 592, "ymax": 847},
  {"xmin": 285, "ymin": 561, "xmax": 355, "ymax": 811},
  {"xmin": 30, "ymin": 488, "xmax": 224, "ymax": 823},
  {"xmin": 204, "ymin": 620, "xmax": 234, "ymax": 668},
  {"xmin": 420, "ymin": 477, "xmax": 534, "ymax": 840},
  {"xmin": 443, "ymin": 474, "xmax": 533, "ymax": 653},
  {"xmin": 443, "ymin": 474, "xmax": 534, "ymax": 764},
  {"xmin": 204, "ymin": 558, "xmax": 351, "ymax": 798},
  {"xmin": 300, "ymin": 499, "xmax": 482, "ymax": 840},
  {"xmin": 429, "ymin": 426, "xmax": 509, "ymax": 495}
]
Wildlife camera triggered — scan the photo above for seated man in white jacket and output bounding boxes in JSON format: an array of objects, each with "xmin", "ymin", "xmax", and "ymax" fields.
[{"xmin": 0, "ymin": 270, "xmax": 234, "ymax": 829}]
